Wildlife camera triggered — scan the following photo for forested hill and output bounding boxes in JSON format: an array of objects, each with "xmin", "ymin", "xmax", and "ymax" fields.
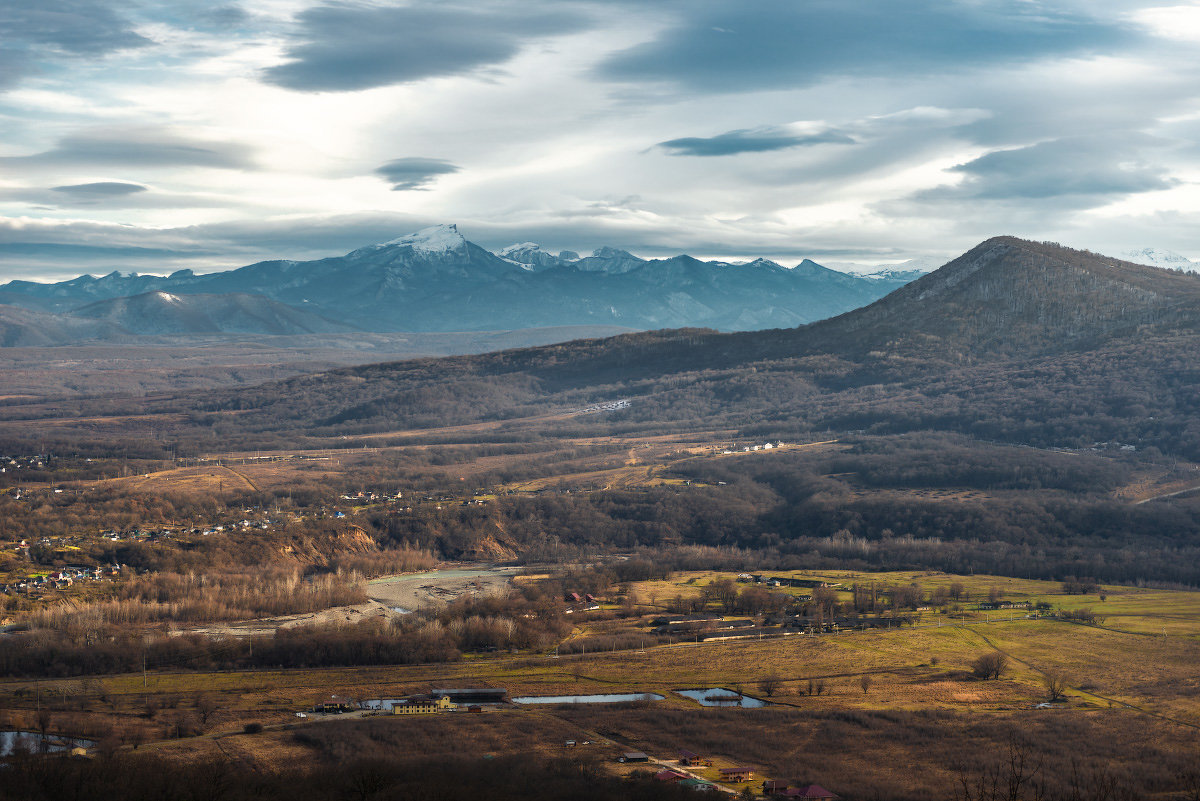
[{"xmin": 801, "ymin": 236, "xmax": 1200, "ymax": 359}]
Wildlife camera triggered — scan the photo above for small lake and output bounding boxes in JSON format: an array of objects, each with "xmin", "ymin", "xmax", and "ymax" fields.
[
  {"xmin": 511, "ymin": 692, "xmax": 664, "ymax": 705},
  {"xmin": 675, "ymin": 688, "xmax": 769, "ymax": 708},
  {"xmin": 0, "ymin": 731, "xmax": 94, "ymax": 756}
]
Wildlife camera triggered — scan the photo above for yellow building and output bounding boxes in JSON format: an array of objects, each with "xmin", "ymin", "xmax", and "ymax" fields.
[{"xmin": 392, "ymin": 696, "xmax": 457, "ymax": 715}]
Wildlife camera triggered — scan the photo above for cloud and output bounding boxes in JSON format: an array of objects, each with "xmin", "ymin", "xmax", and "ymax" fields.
[
  {"xmin": 375, "ymin": 157, "xmax": 461, "ymax": 191},
  {"xmin": 597, "ymin": 0, "xmax": 1135, "ymax": 93},
  {"xmin": 262, "ymin": 3, "xmax": 589, "ymax": 92},
  {"xmin": 0, "ymin": 0, "xmax": 151, "ymax": 56},
  {"xmin": 1, "ymin": 127, "xmax": 256, "ymax": 170},
  {"xmin": 921, "ymin": 135, "xmax": 1178, "ymax": 202},
  {"xmin": 658, "ymin": 125, "xmax": 854, "ymax": 156},
  {"xmin": 51, "ymin": 181, "xmax": 147, "ymax": 197},
  {"xmin": 194, "ymin": 5, "xmax": 249, "ymax": 29}
]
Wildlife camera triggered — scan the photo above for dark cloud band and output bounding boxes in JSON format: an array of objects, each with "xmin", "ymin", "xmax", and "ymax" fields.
[
  {"xmin": 52, "ymin": 181, "xmax": 148, "ymax": 197},
  {"xmin": 1, "ymin": 128, "xmax": 256, "ymax": 170},
  {"xmin": 375, "ymin": 158, "xmax": 461, "ymax": 191},
  {"xmin": 658, "ymin": 127, "xmax": 854, "ymax": 156},
  {"xmin": 598, "ymin": 0, "xmax": 1134, "ymax": 93},
  {"xmin": 262, "ymin": 3, "xmax": 589, "ymax": 92}
]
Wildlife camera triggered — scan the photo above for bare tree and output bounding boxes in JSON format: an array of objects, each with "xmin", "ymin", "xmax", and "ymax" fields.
[
  {"xmin": 1041, "ymin": 670, "xmax": 1069, "ymax": 702},
  {"xmin": 859, "ymin": 675, "xmax": 873, "ymax": 694},
  {"xmin": 955, "ymin": 736, "xmax": 1044, "ymax": 801},
  {"xmin": 757, "ymin": 674, "xmax": 783, "ymax": 698},
  {"xmin": 972, "ymin": 652, "xmax": 1009, "ymax": 680},
  {"xmin": 195, "ymin": 693, "xmax": 218, "ymax": 725},
  {"xmin": 35, "ymin": 708, "xmax": 51, "ymax": 751}
]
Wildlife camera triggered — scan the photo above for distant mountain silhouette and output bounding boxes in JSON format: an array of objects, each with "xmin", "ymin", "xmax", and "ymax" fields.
[{"xmin": 0, "ymin": 224, "xmax": 919, "ymax": 336}]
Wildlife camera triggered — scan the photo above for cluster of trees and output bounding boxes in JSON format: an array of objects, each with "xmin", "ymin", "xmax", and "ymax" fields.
[
  {"xmin": 28, "ymin": 567, "xmax": 368, "ymax": 628},
  {"xmin": 370, "ymin": 445, "xmax": 1200, "ymax": 585},
  {"xmin": 0, "ymin": 577, "xmax": 583, "ymax": 677}
]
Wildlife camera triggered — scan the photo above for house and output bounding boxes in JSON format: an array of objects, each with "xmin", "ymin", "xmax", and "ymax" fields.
[
  {"xmin": 763, "ymin": 780, "xmax": 790, "ymax": 795},
  {"xmin": 655, "ymin": 769, "xmax": 688, "ymax": 782},
  {"xmin": 392, "ymin": 695, "xmax": 457, "ymax": 715},
  {"xmin": 720, "ymin": 767, "xmax": 754, "ymax": 782},
  {"xmin": 678, "ymin": 749, "xmax": 712, "ymax": 767},
  {"xmin": 679, "ymin": 778, "xmax": 718, "ymax": 792}
]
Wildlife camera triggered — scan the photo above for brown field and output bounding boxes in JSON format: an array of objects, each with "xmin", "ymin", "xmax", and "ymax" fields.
[{"xmin": 4, "ymin": 564, "xmax": 1200, "ymax": 798}]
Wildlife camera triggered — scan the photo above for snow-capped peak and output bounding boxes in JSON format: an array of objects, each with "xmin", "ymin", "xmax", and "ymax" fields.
[
  {"xmin": 154, "ymin": 291, "xmax": 182, "ymax": 304},
  {"xmin": 379, "ymin": 223, "xmax": 467, "ymax": 253},
  {"xmin": 1121, "ymin": 247, "xmax": 1197, "ymax": 272},
  {"xmin": 498, "ymin": 242, "xmax": 543, "ymax": 258}
]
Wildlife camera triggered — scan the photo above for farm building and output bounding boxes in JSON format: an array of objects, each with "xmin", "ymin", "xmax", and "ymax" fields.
[
  {"xmin": 719, "ymin": 767, "xmax": 754, "ymax": 781},
  {"xmin": 391, "ymin": 696, "xmax": 456, "ymax": 715},
  {"xmin": 619, "ymin": 752, "xmax": 649, "ymax": 763},
  {"xmin": 313, "ymin": 700, "xmax": 355, "ymax": 714}
]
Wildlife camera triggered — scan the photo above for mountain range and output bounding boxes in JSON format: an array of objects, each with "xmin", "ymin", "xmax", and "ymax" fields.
[
  {"xmin": 138, "ymin": 236, "xmax": 1199, "ymax": 462},
  {"xmin": 0, "ymin": 225, "xmax": 921, "ymax": 343}
]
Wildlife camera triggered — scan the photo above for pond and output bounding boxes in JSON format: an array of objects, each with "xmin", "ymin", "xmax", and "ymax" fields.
[
  {"xmin": 675, "ymin": 688, "xmax": 769, "ymax": 708},
  {"xmin": 511, "ymin": 692, "xmax": 664, "ymax": 705},
  {"xmin": 362, "ymin": 699, "xmax": 401, "ymax": 711},
  {"xmin": 0, "ymin": 731, "xmax": 95, "ymax": 756}
]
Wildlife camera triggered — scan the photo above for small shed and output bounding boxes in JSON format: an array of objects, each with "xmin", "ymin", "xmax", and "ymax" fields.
[{"xmin": 619, "ymin": 752, "xmax": 649, "ymax": 763}]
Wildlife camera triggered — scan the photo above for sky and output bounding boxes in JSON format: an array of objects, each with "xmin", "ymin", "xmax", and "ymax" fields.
[{"xmin": 3, "ymin": 0, "xmax": 1200, "ymax": 281}]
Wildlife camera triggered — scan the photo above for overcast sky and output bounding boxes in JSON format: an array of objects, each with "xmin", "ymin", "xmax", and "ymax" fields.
[{"xmin": 3, "ymin": 0, "xmax": 1200, "ymax": 280}]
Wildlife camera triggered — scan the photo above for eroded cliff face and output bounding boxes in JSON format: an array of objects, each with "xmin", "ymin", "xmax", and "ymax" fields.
[{"xmin": 279, "ymin": 523, "xmax": 380, "ymax": 566}]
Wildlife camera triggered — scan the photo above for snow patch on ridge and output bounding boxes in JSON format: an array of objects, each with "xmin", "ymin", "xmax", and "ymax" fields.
[
  {"xmin": 499, "ymin": 242, "xmax": 543, "ymax": 257},
  {"xmin": 1121, "ymin": 247, "xmax": 1198, "ymax": 272},
  {"xmin": 379, "ymin": 224, "xmax": 467, "ymax": 253}
]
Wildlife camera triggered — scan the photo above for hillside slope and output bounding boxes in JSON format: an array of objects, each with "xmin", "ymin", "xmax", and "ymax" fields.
[{"xmin": 71, "ymin": 291, "xmax": 354, "ymax": 336}]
